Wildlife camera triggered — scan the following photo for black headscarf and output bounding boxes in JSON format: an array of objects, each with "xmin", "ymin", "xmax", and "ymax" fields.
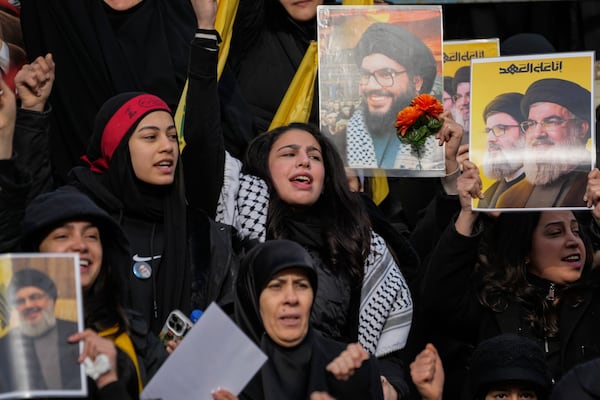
[
  {"xmin": 235, "ymin": 240, "xmax": 319, "ymax": 400},
  {"xmin": 22, "ymin": 189, "xmax": 130, "ymax": 333},
  {"xmin": 69, "ymin": 92, "xmax": 189, "ymax": 333}
]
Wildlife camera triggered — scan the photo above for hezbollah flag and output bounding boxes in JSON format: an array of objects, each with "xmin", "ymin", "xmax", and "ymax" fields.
[
  {"xmin": 175, "ymin": 0, "xmax": 239, "ymax": 151},
  {"xmin": 268, "ymin": 41, "xmax": 318, "ymax": 130}
]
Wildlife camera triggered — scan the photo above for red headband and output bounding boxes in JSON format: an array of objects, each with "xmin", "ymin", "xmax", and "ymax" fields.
[{"xmin": 83, "ymin": 94, "xmax": 170, "ymax": 173}]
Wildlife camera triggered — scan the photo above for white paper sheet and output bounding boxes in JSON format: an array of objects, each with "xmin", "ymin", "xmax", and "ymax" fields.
[{"xmin": 141, "ymin": 302, "xmax": 267, "ymax": 400}]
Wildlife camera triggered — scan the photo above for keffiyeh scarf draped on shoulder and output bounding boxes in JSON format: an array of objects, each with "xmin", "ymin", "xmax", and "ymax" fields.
[
  {"xmin": 346, "ymin": 108, "xmax": 444, "ymax": 171},
  {"xmin": 216, "ymin": 153, "xmax": 412, "ymax": 356}
]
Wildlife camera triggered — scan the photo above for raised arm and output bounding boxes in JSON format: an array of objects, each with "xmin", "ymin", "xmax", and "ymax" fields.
[
  {"xmin": 420, "ymin": 162, "xmax": 487, "ymax": 343},
  {"xmin": 13, "ymin": 54, "xmax": 56, "ymax": 201},
  {"xmin": 182, "ymin": 0, "xmax": 225, "ymax": 216}
]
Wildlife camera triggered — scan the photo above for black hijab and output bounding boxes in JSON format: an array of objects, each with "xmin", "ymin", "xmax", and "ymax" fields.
[
  {"xmin": 235, "ymin": 240, "xmax": 319, "ymax": 400},
  {"xmin": 69, "ymin": 92, "xmax": 189, "ymax": 332},
  {"xmin": 22, "ymin": 189, "xmax": 130, "ymax": 333}
]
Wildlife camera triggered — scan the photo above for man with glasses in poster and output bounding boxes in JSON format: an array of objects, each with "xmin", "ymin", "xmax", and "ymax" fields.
[
  {"xmin": 345, "ymin": 22, "xmax": 438, "ymax": 169},
  {"xmin": 0, "ymin": 269, "xmax": 79, "ymax": 392},
  {"xmin": 496, "ymin": 78, "xmax": 591, "ymax": 208},
  {"xmin": 478, "ymin": 92, "xmax": 526, "ymax": 208}
]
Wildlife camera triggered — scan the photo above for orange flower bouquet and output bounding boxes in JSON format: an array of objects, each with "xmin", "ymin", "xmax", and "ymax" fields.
[{"xmin": 395, "ymin": 94, "xmax": 444, "ymax": 168}]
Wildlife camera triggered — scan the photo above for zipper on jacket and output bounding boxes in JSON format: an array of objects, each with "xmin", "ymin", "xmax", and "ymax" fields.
[{"xmin": 546, "ymin": 282, "xmax": 556, "ymax": 301}]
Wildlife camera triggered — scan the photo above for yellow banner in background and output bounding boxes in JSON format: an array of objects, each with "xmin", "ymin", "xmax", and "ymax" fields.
[
  {"xmin": 342, "ymin": 0, "xmax": 374, "ymax": 4},
  {"xmin": 269, "ymin": 42, "xmax": 318, "ymax": 130},
  {"xmin": 0, "ymin": 257, "xmax": 13, "ymax": 337},
  {"xmin": 443, "ymin": 39, "xmax": 500, "ymax": 77}
]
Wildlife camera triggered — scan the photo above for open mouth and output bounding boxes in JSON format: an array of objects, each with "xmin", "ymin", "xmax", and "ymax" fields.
[
  {"xmin": 563, "ymin": 254, "xmax": 581, "ymax": 262},
  {"xmin": 292, "ymin": 175, "xmax": 312, "ymax": 184},
  {"xmin": 80, "ymin": 259, "xmax": 92, "ymax": 273},
  {"xmin": 279, "ymin": 314, "xmax": 301, "ymax": 326}
]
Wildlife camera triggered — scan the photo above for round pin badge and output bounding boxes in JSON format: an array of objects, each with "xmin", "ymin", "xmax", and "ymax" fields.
[{"xmin": 133, "ymin": 262, "xmax": 152, "ymax": 279}]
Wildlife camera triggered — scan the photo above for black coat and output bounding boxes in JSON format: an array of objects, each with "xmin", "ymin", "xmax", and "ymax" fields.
[{"xmin": 241, "ymin": 330, "xmax": 384, "ymax": 400}]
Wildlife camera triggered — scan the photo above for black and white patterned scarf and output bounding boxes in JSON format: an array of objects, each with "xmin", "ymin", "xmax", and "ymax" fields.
[
  {"xmin": 216, "ymin": 154, "xmax": 413, "ymax": 356},
  {"xmin": 346, "ymin": 108, "xmax": 445, "ymax": 171}
]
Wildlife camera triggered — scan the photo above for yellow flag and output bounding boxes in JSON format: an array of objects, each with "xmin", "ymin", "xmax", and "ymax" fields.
[
  {"xmin": 342, "ymin": 0, "xmax": 374, "ymax": 4},
  {"xmin": 176, "ymin": 0, "xmax": 240, "ymax": 152},
  {"xmin": 0, "ymin": 256, "xmax": 13, "ymax": 337},
  {"xmin": 269, "ymin": 41, "xmax": 318, "ymax": 130},
  {"xmin": 370, "ymin": 170, "xmax": 389, "ymax": 206},
  {"xmin": 215, "ymin": 0, "xmax": 239, "ymax": 79}
]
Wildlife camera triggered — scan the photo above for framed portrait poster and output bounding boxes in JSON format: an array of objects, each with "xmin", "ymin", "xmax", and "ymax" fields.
[
  {"xmin": 0, "ymin": 253, "xmax": 86, "ymax": 399},
  {"xmin": 469, "ymin": 51, "xmax": 595, "ymax": 211},
  {"xmin": 317, "ymin": 5, "xmax": 445, "ymax": 177}
]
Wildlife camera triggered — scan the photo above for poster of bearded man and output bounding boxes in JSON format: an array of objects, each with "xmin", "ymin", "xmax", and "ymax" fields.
[
  {"xmin": 0, "ymin": 253, "xmax": 86, "ymax": 399},
  {"xmin": 469, "ymin": 52, "xmax": 595, "ymax": 210}
]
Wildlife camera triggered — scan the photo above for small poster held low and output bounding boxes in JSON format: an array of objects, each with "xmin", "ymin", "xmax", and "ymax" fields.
[
  {"xmin": 0, "ymin": 253, "xmax": 86, "ymax": 399},
  {"xmin": 469, "ymin": 52, "xmax": 595, "ymax": 211}
]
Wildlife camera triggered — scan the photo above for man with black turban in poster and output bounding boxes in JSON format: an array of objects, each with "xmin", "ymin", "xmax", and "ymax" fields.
[
  {"xmin": 496, "ymin": 78, "xmax": 592, "ymax": 208},
  {"xmin": 478, "ymin": 92, "xmax": 526, "ymax": 208},
  {"xmin": 346, "ymin": 22, "xmax": 439, "ymax": 170},
  {"xmin": 0, "ymin": 269, "xmax": 80, "ymax": 392}
]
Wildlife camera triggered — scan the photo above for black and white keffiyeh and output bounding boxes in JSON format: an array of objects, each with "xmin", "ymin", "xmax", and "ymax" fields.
[
  {"xmin": 216, "ymin": 153, "xmax": 413, "ymax": 356},
  {"xmin": 346, "ymin": 108, "xmax": 444, "ymax": 171}
]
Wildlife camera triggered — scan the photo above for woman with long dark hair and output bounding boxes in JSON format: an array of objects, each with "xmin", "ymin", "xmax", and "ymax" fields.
[{"xmin": 182, "ymin": 3, "xmax": 462, "ymax": 394}]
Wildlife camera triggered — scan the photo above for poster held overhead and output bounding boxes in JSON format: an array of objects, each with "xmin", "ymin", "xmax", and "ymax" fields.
[{"xmin": 469, "ymin": 52, "xmax": 595, "ymax": 211}]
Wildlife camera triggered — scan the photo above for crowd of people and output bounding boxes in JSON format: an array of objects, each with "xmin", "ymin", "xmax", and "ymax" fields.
[{"xmin": 1, "ymin": 0, "xmax": 600, "ymax": 399}]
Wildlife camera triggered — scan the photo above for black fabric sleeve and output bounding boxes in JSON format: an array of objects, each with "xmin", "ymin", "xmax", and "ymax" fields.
[
  {"xmin": 13, "ymin": 106, "xmax": 55, "ymax": 203},
  {"xmin": 229, "ymin": 0, "xmax": 264, "ymax": 67},
  {"xmin": 0, "ymin": 157, "xmax": 31, "ymax": 252},
  {"xmin": 377, "ymin": 351, "xmax": 410, "ymax": 398},
  {"xmin": 420, "ymin": 217, "xmax": 485, "ymax": 344},
  {"xmin": 181, "ymin": 37, "xmax": 224, "ymax": 217},
  {"xmin": 95, "ymin": 380, "xmax": 132, "ymax": 400}
]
